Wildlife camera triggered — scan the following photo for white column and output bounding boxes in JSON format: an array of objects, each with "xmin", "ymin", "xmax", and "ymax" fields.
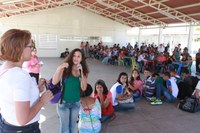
[
  {"xmin": 138, "ymin": 28, "xmax": 141, "ymax": 46},
  {"xmin": 158, "ymin": 27, "xmax": 163, "ymax": 44},
  {"xmin": 187, "ymin": 25, "xmax": 194, "ymax": 53}
]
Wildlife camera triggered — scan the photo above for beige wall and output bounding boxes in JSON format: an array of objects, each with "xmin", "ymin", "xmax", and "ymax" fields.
[{"xmin": 0, "ymin": 6, "xmax": 130, "ymax": 57}]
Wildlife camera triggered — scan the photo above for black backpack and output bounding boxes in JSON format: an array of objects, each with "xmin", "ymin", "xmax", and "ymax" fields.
[{"xmin": 178, "ymin": 96, "xmax": 199, "ymax": 113}]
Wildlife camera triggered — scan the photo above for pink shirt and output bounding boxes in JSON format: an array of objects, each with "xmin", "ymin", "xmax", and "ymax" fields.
[
  {"xmin": 132, "ymin": 80, "xmax": 143, "ymax": 94},
  {"xmin": 27, "ymin": 55, "xmax": 40, "ymax": 74}
]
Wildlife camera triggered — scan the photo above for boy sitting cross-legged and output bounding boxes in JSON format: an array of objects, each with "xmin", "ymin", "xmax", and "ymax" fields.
[
  {"xmin": 151, "ymin": 72, "xmax": 179, "ymax": 105},
  {"xmin": 143, "ymin": 68, "xmax": 156, "ymax": 101}
]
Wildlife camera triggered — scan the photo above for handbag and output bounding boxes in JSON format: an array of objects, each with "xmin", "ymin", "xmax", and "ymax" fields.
[
  {"xmin": 46, "ymin": 78, "xmax": 64, "ymax": 104},
  {"xmin": 178, "ymin": 96, "xmax": 199, "ymax": 113}
]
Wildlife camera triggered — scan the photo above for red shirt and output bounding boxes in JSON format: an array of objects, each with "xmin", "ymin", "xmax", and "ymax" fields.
[{"xmin": 94, "ymin": 91, "xmax": 114, "ymax": 115}]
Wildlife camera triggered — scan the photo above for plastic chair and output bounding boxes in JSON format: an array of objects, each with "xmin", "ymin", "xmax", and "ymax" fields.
[
  {"xmin": 118, "ymin": 57, "xmax": 124, "ymax": 66},
  {"xmin": 131, "ymin": 58, "xmax": 138, "ymax": 70}
]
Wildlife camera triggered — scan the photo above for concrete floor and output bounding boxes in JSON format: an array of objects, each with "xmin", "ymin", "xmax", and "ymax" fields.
[{"xmin": 39, "ymin": 57, "xmax": 200, "ymax": 133}]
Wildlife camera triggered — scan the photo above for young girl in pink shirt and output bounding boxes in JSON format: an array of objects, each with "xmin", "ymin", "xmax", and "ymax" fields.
[
  {"xmin": 27, "ymin": 47, "xmax": 41, "ymax": 84},
  {"xmin": 128, "ymin": 69, "xmax": 143, "ymax": 102}
]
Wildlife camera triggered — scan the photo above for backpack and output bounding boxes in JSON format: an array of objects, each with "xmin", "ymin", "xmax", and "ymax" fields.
[{"xmin": 178, "ymin": 96, "xmax": 199, "ymax": 113}]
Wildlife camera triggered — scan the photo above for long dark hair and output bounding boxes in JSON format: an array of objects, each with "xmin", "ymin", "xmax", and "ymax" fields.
[
  {"xmin": 117, "ymin": 72, "xmax": 128, "ymax": 86},
  {"xmin": 94, "ymin": 79, "xmax": 108, "ymax": 95},
  {"xmin": 130, "ymin": 69, "xmax": 141, "ymax": 84},
  {"xmin": 63, "ymin": 48, "xmax": 89, "ymax": 77}
]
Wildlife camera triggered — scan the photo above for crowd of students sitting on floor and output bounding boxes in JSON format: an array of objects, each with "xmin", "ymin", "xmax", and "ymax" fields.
[
  {"xmin": 80, "ymin": 67, "xmax": 200, "ymax": 132},
  {"xmin": 80, "ymin": 41, "xmax": 200, "ymax": 77},
  {"xmin": 77, "ymin": 41, "xmax": 200, "ymax": 132}
]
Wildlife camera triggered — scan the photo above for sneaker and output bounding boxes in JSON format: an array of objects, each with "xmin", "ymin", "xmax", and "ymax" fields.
[
  {"xmin": 146, "ymin": 96, "xmax": 156, "ymax": 102},
  {"xmin": 151, "ymin": 99, "xmax": 163, "ymax": 105}
]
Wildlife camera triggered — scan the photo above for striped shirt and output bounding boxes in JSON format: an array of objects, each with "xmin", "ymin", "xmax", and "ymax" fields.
[
  {"xmin": 78, "ymin": 99, "xmax": 101, "ymax": 133},
  {"xmin": 144, "ymin": 76, "xmax": 156, "ymax": 98}
]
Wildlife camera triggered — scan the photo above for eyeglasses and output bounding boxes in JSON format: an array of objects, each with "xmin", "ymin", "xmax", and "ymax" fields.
[
  {"xmin": 26, "ymin": 45, "xmax": 34, "ymax": 48},
  {"xmin": 25, "ymin": 45, "xmax": 35, "ymax": 50}
]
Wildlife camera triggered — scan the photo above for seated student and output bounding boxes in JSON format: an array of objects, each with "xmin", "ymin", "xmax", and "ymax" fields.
[
  {"xmin": 152, "ymin": 73, "xmax": 164, "ymax": 86},
  {"xmin": 143, "ymin": 68, "xmax": 156, "ymax": 101},
  {"xmin": 196, "ymin": 48, "xmax": 200, "ymax": 75},
  {"xmin": 194, "ymin": 81, "xmax": 200, "ymax": 100},
  {"xmin": 137, "ymin": 51, "xmax": 147, "ymax": 73},
  {"xmin": 94, "ymin": 80, "xmax": 115, "ymax": 123},
  {"xmin": 151, "ymin": 73, "xmax": 164, "ymax": 104},
  {"xmin": 110, "ymin": 72, "xmax": 135, "ymax": 112},
  {"xmin": 102, "ymin": 48, "xmax": 112, "ymax": 65},
  {"xmin": 174, "ymin": 47, "xmax": 192, "ymax": 76},
  {"xmin": 79, "ymin": 84, "xmax": 101, "ymax": 133},
  {"xmin": 170, "ymin": 69, "xmax": 181, "ymax": 84},
  {"xmin": 151, "ymin": 72, "xmax": 179, "ymax": 105},
  {"xmin": 193, "ymin": 81, "xmax": 200, "ymax": 111},
  {"xmin": 128, "ymin": 69, "xmax": 143, "ymax": 102},
  {"xmin": 178, "ymin": 69, "xmax": 193, "ymax": 100},
  {"xmin": 178, "ymin": 69, "xmax": 199, "ymax": 100},
  {"xmin": 60, "ymin": 48, "xmax": 69, "ymax": 58},
  {"xmin": 155, "ymin": 52, "xmax": 167, "ymax": 73}
]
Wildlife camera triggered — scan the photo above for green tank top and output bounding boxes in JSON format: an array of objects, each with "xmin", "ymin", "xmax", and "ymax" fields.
[{"xmin": 63, "ymin": 74, "xmax": 80, "ymax": 103}]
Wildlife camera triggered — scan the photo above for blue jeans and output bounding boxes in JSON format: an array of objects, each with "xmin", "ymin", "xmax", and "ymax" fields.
[
  {"xmin": 156, "ymin": 84, "xmax": 176, "ymax": 102},
  {"xmin": 172, "ymin": 62, "xmax": 183, "ymax": 75},
  {"xmin": 102, "ymin": 57, "xmax": 111, "ymax": 64},
  {"xmin": 138, "ymin": 61, "xmax": 143, "ymax": 72},
  {"xmin": 132, "ymin": 90, "xmax": 141, "ymax": 102},
  {"xmin": 177, "ymin": 62, "xmax": 184, "ymax": 76},
  {"xmin": 113, "ymin": 103, "xmax": 135, "ymax": 112},
  {"xmin": 57, "ymin": 101, "xmax": 80, "ymax": 133},
  {"xmin": 100, "ymin": 114, "xmax": 114, "ymax": 123}
]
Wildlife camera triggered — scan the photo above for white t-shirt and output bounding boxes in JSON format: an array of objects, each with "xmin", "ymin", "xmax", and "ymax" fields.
[
  {"xmin": 137, "ymin": 54, "xmax": 145, "ymax": 62},
  {"xmin": 194, "ymin": 81, "xmax": 200, "ymax": 96},
  {"xmin": 158, "ymin": 46, "xmax": 165, "ymax": 53},
  {"xmin": 0, "ymin": 67, "xmax": 40, "ymax": 126},
  {"xmin": 168, "ymin": 77, "xmax": 179, "ymax": 98},
  {"xmin": 110, "ymin": 82, "xmax": 123, "ymax": 106}
]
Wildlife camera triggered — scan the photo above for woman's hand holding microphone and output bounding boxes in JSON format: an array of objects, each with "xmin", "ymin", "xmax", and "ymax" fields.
[{"xmin": 77, "ymin": 64, "xmax": 83, "ymax": 77}]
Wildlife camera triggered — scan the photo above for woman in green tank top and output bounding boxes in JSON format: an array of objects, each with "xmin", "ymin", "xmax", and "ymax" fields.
[{"xmin": 52, "ymin": 48, "xmax": 89, "ymax": 133}]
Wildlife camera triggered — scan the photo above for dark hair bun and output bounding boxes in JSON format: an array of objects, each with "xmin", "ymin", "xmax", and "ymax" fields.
[{"xmin": 81, "ymin": 83, "xmax": 93, "ymax": 97}]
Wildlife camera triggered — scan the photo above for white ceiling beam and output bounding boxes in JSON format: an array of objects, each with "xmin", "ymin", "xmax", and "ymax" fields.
[
  {"xmin": 0, "ymin": 0, "xmax": 78, "ymax": 16},
  {"xmin": 78, "ymin": 0, "xmax": 143, "ymax": 27},
  {"xmin": 157, "ymin": 12, "xmax": 200, "ymax": 22},
  {"xmin": 96, "ymin": 0, "xmax": 166, "ymax": 26},
  {"xmin": 146, "ymin": 2, "xmax": 200, "ymax": 16},
  {"xmin": 82, "ymin": 0, "xmax": 143, "ymax": 27},
  {"xmin": 139, "ymin": 0, "xmax": 198, "ymax": 23}
]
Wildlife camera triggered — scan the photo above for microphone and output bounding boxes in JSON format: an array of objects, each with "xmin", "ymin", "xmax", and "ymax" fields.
[
  {"xmin": 79, "ymin": 69, "xmax": 81, "ymax": 75},
  {"xmin": 77, "ymin": 64, "xmax": 82, "ymax": 77}
]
